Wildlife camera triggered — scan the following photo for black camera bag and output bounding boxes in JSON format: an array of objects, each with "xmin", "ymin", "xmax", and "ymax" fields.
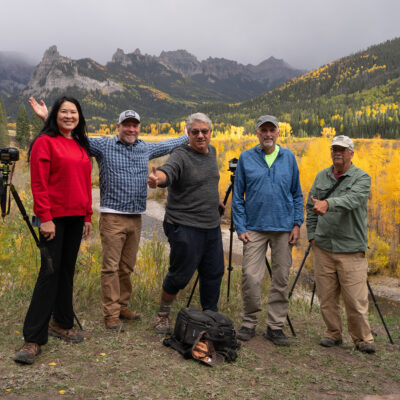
[{"xmin": 163, "ymin": 307, "xmax": 240, "ymax": 362}]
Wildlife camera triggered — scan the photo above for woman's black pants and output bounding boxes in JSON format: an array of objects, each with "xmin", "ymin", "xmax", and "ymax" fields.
[{"xmin": 23, "ymin": 216, "xmax": 84, "ymax": 345}]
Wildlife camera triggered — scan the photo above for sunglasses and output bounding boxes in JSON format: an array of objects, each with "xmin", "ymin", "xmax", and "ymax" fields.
[{"xmin": 190, "ymin": 129, "xmax": 210, "ymax": 135}]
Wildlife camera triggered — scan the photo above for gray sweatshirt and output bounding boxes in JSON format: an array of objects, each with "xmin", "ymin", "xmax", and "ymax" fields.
[{"xmin": 158, "ymin": 144, "xmax": 221, "ymax": 229}]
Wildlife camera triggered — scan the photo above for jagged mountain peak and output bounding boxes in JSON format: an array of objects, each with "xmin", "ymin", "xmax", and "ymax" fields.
[
  {"xmin": 112, "ymin": 48, "xmax": 132, "ymax": 66},
  {"xmin": 25, "ymin": 46, "xmax": 123, "ymax": 98},
  {"xmin": 41, "ymin": 45, "xmax": 69, "ymax": 64}
]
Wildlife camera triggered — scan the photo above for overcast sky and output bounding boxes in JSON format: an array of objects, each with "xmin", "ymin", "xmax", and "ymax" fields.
[{"xmin": 1, "ymin": 0, "xmax": 399, "ymax": 70}]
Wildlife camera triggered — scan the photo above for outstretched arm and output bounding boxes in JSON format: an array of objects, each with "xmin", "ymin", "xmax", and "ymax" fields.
[
  {"xmin": 29, "ymin": 97, "xmax": 48, "ymax": 121},
  {"xmin": 148, "ymin": 166, "xmax": 167, "ymax": 188}
]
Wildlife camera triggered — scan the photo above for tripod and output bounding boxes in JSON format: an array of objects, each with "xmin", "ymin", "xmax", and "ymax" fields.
[
  {"xmin": 187, "ymin": 161, "xmax": 237, "ymax": 307},
  {"xmin": 289, "ymin": 243, "xmax": 394, "ymax": 344},
  {"xmin": 1, "ymin": 159, "xmax": 83, "ymax": 330},
  {"xmin": 186, "ymin": 161, "xmax": 296, "ymax": 337}
]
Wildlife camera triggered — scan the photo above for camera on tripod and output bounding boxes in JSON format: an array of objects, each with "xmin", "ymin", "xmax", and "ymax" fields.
[
  {"xmin": 0, "ymin": 147, "xmax": 19, "ymax": 164},
  {"xmin": 228, "ymin": 158, "xmax": 238, "ymax": 173},
  {"xmin": 1, "ymin": 147, "xmax": 20, "ymax": 216}
]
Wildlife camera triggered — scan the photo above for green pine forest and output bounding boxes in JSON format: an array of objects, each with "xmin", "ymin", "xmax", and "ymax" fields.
[{"xmin": 201, "ymin": 38, "xmax": 400, "ymax": 139}]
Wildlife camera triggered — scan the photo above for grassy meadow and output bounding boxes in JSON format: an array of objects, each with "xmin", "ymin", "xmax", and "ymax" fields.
[{"xmin": 0, "ymin": 134, "xmax": 399, "ymax": 399}]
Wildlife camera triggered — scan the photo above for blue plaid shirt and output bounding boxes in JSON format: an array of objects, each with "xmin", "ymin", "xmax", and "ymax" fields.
[{"xmin": 89, "ymin": 134, "xmax": 188, "ymax": 213}]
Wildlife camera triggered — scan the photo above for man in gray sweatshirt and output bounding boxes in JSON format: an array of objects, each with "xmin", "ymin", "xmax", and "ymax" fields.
[{"xmin": 148, "ymin": 112, "xmax": 224, "ymax": 334}]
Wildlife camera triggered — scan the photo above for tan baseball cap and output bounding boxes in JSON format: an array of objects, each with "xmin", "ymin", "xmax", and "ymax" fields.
[{"xmin": 331, "ymin": 135, "xmax": 354, "ymax": 150}]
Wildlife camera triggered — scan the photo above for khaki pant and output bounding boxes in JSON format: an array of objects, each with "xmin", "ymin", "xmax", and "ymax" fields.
[
  {"xmin": 241, "ymin": 231, "xmax": 292, "ymax": 330},
  {"xmin": 99, "ymin": 213, "xmax": 142, "ymax": 320},
  {"xmin": 313, "ymin": 245, "xmax": 374, "ymax": 345}
]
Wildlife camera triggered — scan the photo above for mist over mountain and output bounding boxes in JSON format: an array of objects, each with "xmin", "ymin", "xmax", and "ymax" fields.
[
  {"xmin": 0, "ymin": 52, "xmax": 35, "ymax": 96},
  {"xmin": 2, "ymin": 46, "xmax": 304, "ymax": 120}
]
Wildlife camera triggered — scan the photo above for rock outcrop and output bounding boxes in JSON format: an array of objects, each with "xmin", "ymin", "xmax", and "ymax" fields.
[{"xmin": 25, "ymin": 46, "xmax": 123, "ymax": 97}]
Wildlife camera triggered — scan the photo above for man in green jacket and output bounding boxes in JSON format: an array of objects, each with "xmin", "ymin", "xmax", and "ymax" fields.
[{"xmin": 306, "ymin": 135, "xmax": 375, "ymax": 354}]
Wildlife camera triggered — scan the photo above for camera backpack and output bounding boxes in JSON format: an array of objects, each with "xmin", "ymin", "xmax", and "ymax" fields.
[{"xmin": 163, "ymin": 307, "xmax": 240, "ymax": 364}]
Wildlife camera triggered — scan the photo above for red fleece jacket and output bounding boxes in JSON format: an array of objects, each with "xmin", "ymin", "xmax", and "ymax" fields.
[{"xmin": 30, "ymin": 134, "xmax": 92, "ymax": 223}]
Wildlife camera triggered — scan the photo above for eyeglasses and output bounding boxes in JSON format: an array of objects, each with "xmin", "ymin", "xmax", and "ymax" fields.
[
  {"xmin": 190, "ymin": 129, "xmax": 210, "ymax": 135},
  {"xmin": 331, "ymin": 147, "xmax": 350, "ymax": 153},
  {"xmin": 258, "ymin": 127, "xmax": 277, "ymax": 133}
]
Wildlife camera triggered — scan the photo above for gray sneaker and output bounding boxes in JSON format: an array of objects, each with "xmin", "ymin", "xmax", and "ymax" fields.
[
  {"xmin": 155, "ymin": 312, "xmax": 171, "ymax": 334},
  {"xmin": 357, "ymin": 342, "xmax": 376, "ymax": 354},
  {"xmin": 264, "ymin": 327, "xmax": 290, "ymax": 346},
  {"xmin": 236, "ymin": 326, "xmax": 256, "ymax": 341}
]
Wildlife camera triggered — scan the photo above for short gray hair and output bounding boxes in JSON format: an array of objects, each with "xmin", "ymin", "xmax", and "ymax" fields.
[{"xmin": 186, "ymin": 112, "xmax": 212, "ymax": 132}]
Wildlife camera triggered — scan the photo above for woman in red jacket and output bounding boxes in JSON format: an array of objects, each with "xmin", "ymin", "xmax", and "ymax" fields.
[{"xmin": 14, "ymin": 96, "xmax": 92, "ymax": 365}]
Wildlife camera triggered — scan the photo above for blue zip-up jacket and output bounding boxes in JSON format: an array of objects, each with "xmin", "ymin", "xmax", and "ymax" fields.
[{"xmin": 232, "ymin": 145, "xmax": 304, "ymax": 235}]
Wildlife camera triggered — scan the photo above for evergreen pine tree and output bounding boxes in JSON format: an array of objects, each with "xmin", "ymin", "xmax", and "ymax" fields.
[
  {"xmin": 31, "ymin": 113, "xmax": 44, "ymax": 137},
  {"xmin": 16, "ymin": 103, "xmax": 30, "ymax": 149},
  {"xmin": 0, "ymin": 98, "xmax": 9, "ymax": 148}
]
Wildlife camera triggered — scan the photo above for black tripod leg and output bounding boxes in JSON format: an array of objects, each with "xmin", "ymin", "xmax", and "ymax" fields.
[
  {"xmin": 288, "ymin": 243, "xmax": 311, "ymax": 299},
  {"xmin": 73, "ymin": 311, "xmax": 83, "ymax": 330},
  {"xmin": 187, "ymin": 274, "xmax": 199, "ymax": 308},
  {"xmin": 367, "ymin": 280, "xmax": 394, "ymax": 344},
  {"xmin": 222, "ymin": 181, "xmax": 234, "ymax": 301},
  {"xmin": 265, "ymin": 257, "xmax": 296, "ymax": 337},
  {"xmin": 10, "ymin": 184, "xmax": 40, "ymax": 245},
  {"xmin": 227, "ymin": 211, "xmax": 234, "ymax": 301},
  {"xmin": 310, "ymin": 281, "xmax": 316, "ymax": 312}
]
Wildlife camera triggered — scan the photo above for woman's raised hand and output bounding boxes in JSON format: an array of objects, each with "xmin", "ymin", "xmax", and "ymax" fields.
[{"xmin": 29, "ymin": 97, "xmax": 48, "ymax": 121}]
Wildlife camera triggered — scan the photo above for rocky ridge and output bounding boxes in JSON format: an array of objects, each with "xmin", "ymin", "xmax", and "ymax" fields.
[
  {"xmin": 24, "ymin": 46, "xmax": 124, "ymax": 97},
  {"xmin": 4, "ymin": 45, "xmax": 305, "ymax": 120}
]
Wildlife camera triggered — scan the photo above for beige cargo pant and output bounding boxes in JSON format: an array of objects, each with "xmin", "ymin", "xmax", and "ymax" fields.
[
  {"xmin": 241, "ymin": 231, "xmax": 292, "ymax": 330},
  {"xmin": 313, "ymin": 244, "xmax": 374, "ymax": 345},
  {"xmin": 99, "ymin": 213, "xmax": 142, "ymax": 320}
]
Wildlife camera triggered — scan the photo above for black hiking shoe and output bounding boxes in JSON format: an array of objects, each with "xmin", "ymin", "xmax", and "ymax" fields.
[
  {"xmin": 264, "ymin": 327, "xmax": 290, "ymax": 346},
  {"xmin": 236, "ymin": 326, "xmax": 256, "ymax": 341},
  {"xmin": 320, "ymin": 337, "xmax": 343, "ymax": 347}
]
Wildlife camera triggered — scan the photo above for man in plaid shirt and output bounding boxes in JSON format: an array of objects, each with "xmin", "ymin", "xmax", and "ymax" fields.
[{"xmin": 29, "ymin": 99, "xmax": 188, "ymax": 332}]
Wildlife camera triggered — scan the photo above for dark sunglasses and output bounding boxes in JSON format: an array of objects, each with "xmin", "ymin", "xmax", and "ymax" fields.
[{"xmin": 190, "ymin": 129, "xmax": 210, "ymax": 135}]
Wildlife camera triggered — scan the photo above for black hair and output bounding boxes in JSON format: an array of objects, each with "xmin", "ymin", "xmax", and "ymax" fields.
[{"xmin": 28, "ymin": 96, "xmax": 90, "ymax": 161}]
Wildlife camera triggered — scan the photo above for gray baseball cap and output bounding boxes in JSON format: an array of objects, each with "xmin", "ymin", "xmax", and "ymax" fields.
[
  {"xmin": 118, "ymin": 110, "xmax": 141, "ymax": 124},
  {"xmin": 255, "ymin": 115, "xmax": 279, "ymax": 130},
  {"xmin": 331, "ymin": 135, "xmax": 354, "ymax": 151}
]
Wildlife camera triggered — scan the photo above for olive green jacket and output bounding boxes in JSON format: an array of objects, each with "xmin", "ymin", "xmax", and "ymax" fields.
[{"xmin": 306, "ymin": 164, "xmax": 371, "ymax": 253}]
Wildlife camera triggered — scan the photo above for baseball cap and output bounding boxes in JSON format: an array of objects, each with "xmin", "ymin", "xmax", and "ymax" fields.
[
  {"xmin": 118, "ymin": 110, "xmax": 141, "ymax": 124},
  {"xmin": 331, "ymin": 135, "xmax": 354, "ymax": 151},
  {"xmin": 255, "ymin": 115, "xmax": 279, "ymax": 130}
]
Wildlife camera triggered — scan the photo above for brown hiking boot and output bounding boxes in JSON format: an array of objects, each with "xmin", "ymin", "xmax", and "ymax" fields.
[
  {"xmin": 48, "ymin": 318, "xmax": 84, "ymax": 343},
  {"xmin": 14, "ymin": 342, "xmax": 41, "ymax": 365},
  {"xmin": 155, "ymin": 312, "xmax": 171, "ymax": 334},
  {"xmin": 105, "ymin": 317, "xmax": 125, "ymax": 332},
  {"xmin": 120, "ymin": 308, "xmax": 141, "ymax": 321}
]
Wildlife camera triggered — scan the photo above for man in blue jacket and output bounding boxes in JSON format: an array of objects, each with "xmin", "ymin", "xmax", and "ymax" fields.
[{"xmin": 232, "ymin": 115, "xmax": 303, "ymax": 345}]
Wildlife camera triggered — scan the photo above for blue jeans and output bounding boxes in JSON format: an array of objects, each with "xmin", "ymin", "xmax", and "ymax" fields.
[{"xmin": 162, "ymin": 220, "xmax": 224, "ymax": 311}]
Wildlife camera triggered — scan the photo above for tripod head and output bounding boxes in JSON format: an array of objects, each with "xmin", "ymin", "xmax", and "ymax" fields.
[{"xmin": 228, "ymin": 158, "xmax": 238, "ymax": 173}]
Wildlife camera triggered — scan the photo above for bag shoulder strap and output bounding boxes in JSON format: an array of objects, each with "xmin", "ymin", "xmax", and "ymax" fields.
[
  {"xmin": 163, "ymin": 337, "xmax": 192, "ymax": 359},
  {"xmin": 321, "ymin": 175, "xmax": 347, "ymax": 200}
]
